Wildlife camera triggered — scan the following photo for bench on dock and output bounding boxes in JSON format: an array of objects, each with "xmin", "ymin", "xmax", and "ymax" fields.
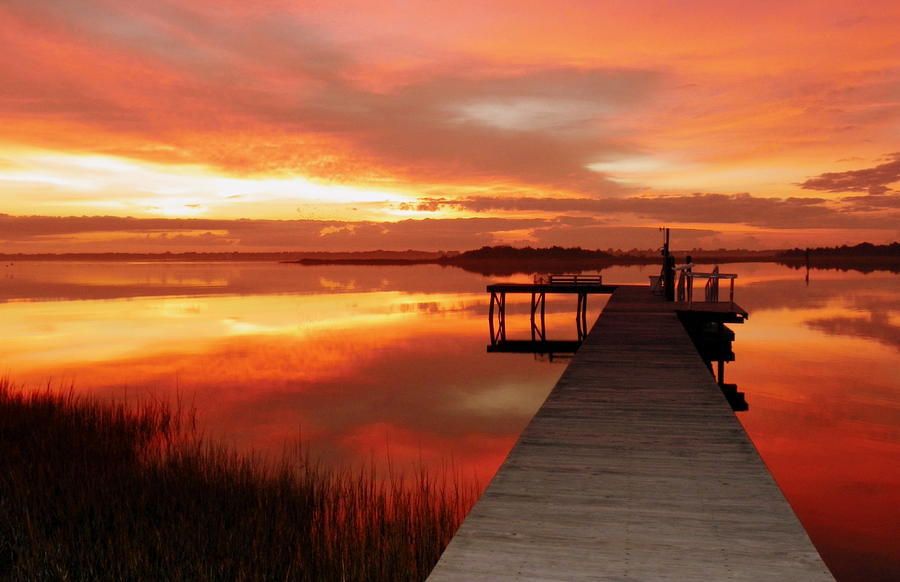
[{"xmin": 534, "ymin": 274, "xmax": 602, "ymax": 285}]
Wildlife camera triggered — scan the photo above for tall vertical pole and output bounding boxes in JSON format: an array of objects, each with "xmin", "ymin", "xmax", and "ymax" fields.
[
  {"xmin": 805, "ymin": 247, "xmax": 810, "ymax": 286},
  {"xmin": 662, "ymin": 227, "xmax": 675, "ymax": 301}
]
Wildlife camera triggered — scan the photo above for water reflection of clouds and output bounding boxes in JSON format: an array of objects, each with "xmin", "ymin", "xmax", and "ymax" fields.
[
  {"xmin": 805, "ymin": 314, "xmax": 900, "ymax": 351},
  {"xmin": 730, "ymin": 265, "xmax": 900, "ymax": 579},
  {"xmin": 739, "ymin": 276, "xmax": 898, "ymax": 312},
  {"xmin": 317, "ymin": 276, "xmax": 357, "ymax": 291},
  {"xmin": 0, "ymin": 290, "xmax": 492, "ymax": 367},
  {"xmin": 2, "ymin": 281, "xmax": 561, "ymax": 484},
  {"xmin": 115, "ymin": 329, "xmax": 553, "ymax": 482},
  {"xmin": 734, "ymin": 332, "xmax": 900, "ymax": 578},
  {"xmin": 0, "ymin": 262, "xmax": 497, "ymax": 303},
  {"xmin": 4, "ymin": 260, "xmax": 899, "ymax": 579},
  {"xmin": 731, "ymin": 263, "xmax": 900, "ymax": 351},
  {"xmin": 454, "ymin": 383, "xmax": 547, "ymax": 416}
]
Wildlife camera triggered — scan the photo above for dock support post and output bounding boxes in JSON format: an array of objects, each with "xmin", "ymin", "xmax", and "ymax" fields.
[
  {"xmin": 530, "ymin": 293, "xmax": 535, "ymax": 340},
  {"xmin": 541, "ymin": 292, "xmax": 546, "ymax": 339},
  {"xmin": 530, "ymin": 292, "xmax": 546, "ymax": 341},
  {"xmin": 576, "ymin": 293, "xmax": 588, "ymax": 341},
  {"xmin": 500, "ymin": 293, "xmax": 506, "ymax": 341},
  {"xmin": 489, "ymin": 291, "xmax": 496, "ymax": 344},
  {"xmin": 489, "ymin": 291, "xmax": 507, "ymax": 345},
  {"xmin": 582, "ymin": 294, "xmax": 588, "ymax": 335}
]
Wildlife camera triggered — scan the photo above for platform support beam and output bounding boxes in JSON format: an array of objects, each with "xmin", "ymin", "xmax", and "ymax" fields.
[
  {"xmin": 530, "ymin": 292, "xmax": 546, "ymax": 341},
  {"xmin": 489, "ymin": 291, "xmax": 506, "ymax": 345},
  {"xmin": 575, "ymin": 293, "xmax": 588, "ymax": 341}
]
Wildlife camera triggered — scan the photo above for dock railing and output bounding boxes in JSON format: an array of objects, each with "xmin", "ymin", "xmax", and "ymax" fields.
[{"xmin": 679, "ymin": 267, "xmax": 738, "ymax": 308}]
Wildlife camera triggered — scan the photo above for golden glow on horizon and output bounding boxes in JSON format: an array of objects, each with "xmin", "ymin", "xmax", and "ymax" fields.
[{"xmin": 0, "ymin": 151, "xmax": 421, "ymax": 221}]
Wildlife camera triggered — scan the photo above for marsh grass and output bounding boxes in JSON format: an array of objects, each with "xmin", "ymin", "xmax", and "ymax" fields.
[{"xmin": 0, "ymin": 380, "xmax": 475, "ymax": 581}]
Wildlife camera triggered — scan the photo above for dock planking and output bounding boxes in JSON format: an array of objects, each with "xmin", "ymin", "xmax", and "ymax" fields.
[{"xmin": 427, "ymin": 285, "xmax": 833, "ymax": 581}]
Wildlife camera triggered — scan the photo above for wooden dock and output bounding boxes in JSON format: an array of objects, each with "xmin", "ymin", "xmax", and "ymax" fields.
[{"xmin": 427, "ymin": 285, "xmax": 833, "ymax": 581}]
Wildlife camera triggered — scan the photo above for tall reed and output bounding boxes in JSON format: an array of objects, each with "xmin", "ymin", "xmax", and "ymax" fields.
[{"xmin": 0, "ymin": 380, "xmax": 475, "ymax": 581}]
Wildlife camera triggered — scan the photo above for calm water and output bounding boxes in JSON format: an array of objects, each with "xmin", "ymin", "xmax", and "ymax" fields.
[{"xmin": 1, "ymin": 260, "xmax": 897, "ymax": 581}]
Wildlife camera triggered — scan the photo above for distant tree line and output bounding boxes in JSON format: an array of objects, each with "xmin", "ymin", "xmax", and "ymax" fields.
[
  {"xmin": 778, "ymin": 242, "xmax": 900, "ymax": 258},
  {"xmin": 448, "ymin": 245, "xmax": 614, "ymax": 261}
]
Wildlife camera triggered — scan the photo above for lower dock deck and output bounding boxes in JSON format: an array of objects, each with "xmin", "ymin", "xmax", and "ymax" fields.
[{"xmin": 427, "ymin": 285, "xmax": 832, "ymax": 581}]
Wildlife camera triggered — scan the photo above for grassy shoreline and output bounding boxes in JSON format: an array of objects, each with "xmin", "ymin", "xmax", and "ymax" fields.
[{"xmin": 0, "ymin": 381, "xmax": 474, "ymax": 581}]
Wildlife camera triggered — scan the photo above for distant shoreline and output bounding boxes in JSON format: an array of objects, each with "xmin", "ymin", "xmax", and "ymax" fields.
[
  {"xmin": 2, "ymin": 243, "xmax": 896, "ymax": 275},
  {"xmin": 5, "ymin": 254, "xmax": 897, "ymax": 276},
  {"xmin": 290, "ymin": 257, "xmax": 440, "ymax": 266},
  {"xmin": 286, "ymin": 255, "xmax": 899, "ymax": 276},
  {"xmin": 0, "ymin": 252, "xmax": 775, "ymax": 270},
  {"xmin": 0, "ymin": 251, "xmax": 444, "ymax": 263},
  {"xmin": 0, "ymin": 251, "xmax": 781, "ymax": 263}
]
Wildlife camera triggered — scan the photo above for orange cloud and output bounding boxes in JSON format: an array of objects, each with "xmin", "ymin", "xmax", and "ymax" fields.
[
  {"xmin": 1, "ymin": 0, "xmax": 898, "ymax": 249},
  {"xmin": 801, "ymin": 153, "xmax": 900, "ymax": 195}
]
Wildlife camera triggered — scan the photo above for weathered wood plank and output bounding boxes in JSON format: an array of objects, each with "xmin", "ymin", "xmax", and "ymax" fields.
[{"xmin": 427, "ymin": 285, "xmax": 833, "ymax": 582}]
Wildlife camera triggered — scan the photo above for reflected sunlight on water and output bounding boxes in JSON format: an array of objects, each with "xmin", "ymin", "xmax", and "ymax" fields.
[
  {"xmin": 1, "ymin": 260, "xmax": 897, "ymax": 581},
  {"xmin": 0, "ymin": 263, "xmax": 586, "ymax": 487}
]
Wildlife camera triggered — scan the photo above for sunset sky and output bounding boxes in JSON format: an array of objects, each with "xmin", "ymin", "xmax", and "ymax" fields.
[{"xmin": 2, "ymin": 0, "xmax": 899, "ymax": 252}]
